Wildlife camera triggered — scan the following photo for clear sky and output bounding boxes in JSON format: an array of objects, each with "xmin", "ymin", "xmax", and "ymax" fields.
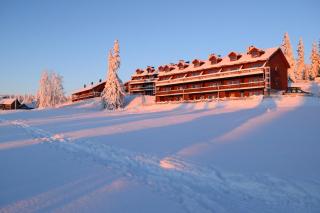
[{"xmin": 0, "ymin": 0, "xmax": 319, "ymax": 95}]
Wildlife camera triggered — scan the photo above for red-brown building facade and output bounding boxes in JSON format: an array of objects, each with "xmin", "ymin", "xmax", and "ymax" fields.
[
  {"xmin": 128, "ymin": 66, "xmax": 158, "ymax": 95},
  {"xmin": 152, "ymin": 46, "xmax": 289, "ymax": 102},
  {"xmin": 71, "ymin": 80, "xmax": 106, "ymax": 102}
]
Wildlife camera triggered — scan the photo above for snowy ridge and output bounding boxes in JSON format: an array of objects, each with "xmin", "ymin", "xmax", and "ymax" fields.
[{"xmin": 1, "ymin": 118, "xmax": 320, "ymax": 213}]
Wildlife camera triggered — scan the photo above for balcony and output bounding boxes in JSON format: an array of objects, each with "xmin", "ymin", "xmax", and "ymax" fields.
[
  {"xmin": 156, "ymin": 67, "xmax": 267, "ymax": 86},
  {"xmin": 130, "ymin": 85, "xmax": 155, "ymax": 91},
  {"xmin": 72, "ymin": 91, "xmax": 102, "ymax": 102},
  {"xmin": 130, "ymin": 78, "xmax": 157, "ymax": 84},
  {"xmin": 156, "ymin": 81, "xmax": 265, "ymax": 96}
]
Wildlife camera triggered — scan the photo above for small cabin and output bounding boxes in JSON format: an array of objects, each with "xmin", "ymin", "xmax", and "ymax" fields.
[{"xmin": 0, "ymin": 98, "xmax": 21, "ymax": 110}]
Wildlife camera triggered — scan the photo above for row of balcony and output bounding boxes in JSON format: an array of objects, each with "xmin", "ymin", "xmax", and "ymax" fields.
[
  {"xmin": 156, "ymin": 67, "xmax": 267, "ymax": 86},
  {"xmin": 156, "ymin": 81, "xmax": 265, "ymax": 96}
]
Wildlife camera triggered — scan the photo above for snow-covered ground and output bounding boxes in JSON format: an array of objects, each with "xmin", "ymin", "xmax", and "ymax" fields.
[{"xmin": 1, "ymin": 83, "xmax": 320, "ymax": 213}]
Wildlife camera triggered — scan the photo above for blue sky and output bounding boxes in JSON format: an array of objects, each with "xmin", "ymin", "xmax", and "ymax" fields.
[{"xmin": 0, "ymin": 0, "xmax": 319, "ymax": 95}]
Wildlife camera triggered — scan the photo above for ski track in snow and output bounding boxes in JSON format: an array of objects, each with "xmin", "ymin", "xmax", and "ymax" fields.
[{"xmin": 1, "ymin": 118, "xmax": 320, "ymax": 213}]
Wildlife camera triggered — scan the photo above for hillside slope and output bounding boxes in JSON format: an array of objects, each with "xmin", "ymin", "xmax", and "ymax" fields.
[{"xmin": 0, "ymin": 87, "xmax": 320, "ymax": 212}]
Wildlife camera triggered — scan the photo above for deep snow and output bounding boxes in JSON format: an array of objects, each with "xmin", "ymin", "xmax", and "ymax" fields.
[{"xmin": 0, "ymin": 83, "xmax": 320, "ymax": 213}]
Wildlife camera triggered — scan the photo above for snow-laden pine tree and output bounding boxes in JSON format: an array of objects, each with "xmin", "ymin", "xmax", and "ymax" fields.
[
  {"xmin": 37, "ymin": 71, "xmax": 52, "ymax": 108},
  {"xmin": 101, "ymin": 40, "xmax": 125, "ymax": 110},
  {"xmin": 304, "ymin": 64, "xmax": 311, "ymax": 80},
  {"xmin": 310, "ymin": 41, "xmax": 319, "ymax": 79},
  {"xmin": 295, "ymin": 38, "xmax": 305, "ymax": 80},
  {"xmin": 281, "ymin": 32, "xmax": 296, "ymax": 82}
]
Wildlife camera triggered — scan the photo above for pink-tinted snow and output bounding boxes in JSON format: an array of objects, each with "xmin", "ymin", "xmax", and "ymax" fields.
[{"xmin": 0, "ymin": 82, "xmax": 320, "ymax": 213}]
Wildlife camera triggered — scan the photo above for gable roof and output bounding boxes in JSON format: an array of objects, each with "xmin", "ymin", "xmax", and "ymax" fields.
[
  {"xmin": 158, "ymin": 47, "xmax": 280, "ymax": 76},
  {"xmin": 0, "ymin": 98, "xmax": 18, "ymax": 105},
  {"xmin": 72, "ymin": 81, "xmax": 106, "ymax": 95}
]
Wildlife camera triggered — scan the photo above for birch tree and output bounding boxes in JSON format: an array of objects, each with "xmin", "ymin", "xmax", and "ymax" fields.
[
  {"xmin": 37, "ymin": 71, "xmax": 52, "ymax": 108},
  {"xmin": 37, "ymin": 71, "xmax": 66, "ymax": 108}
]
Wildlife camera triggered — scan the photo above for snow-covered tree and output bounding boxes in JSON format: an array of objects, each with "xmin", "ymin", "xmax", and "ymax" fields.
[
  {"xmin": 101, "ymin": 40, "xmax": 125, "ymax": 110},
  {"xmin": 51, "ymin": 72, "xmax": 65, "ymax": 106},
  {"xmin": 281, "ymin": 32, "xmax": 296, "ymax": 82},
  {"xmin": 304, "ymin": 64, "xmax": 311, "ymax": 80},
  {"xmin": 295, "ymin": 38, "xmax": 305, "ymax": 80},
  {"xmin": 37, "ymin": 71, "xmax": 52, "ymax": 108},
  {"xmin": 37, "ymin": 71, "xmax": 66, "ymax": 108},
  {"xmin": 310, "ymin": 41, "xmax": 319, "ymax": 79}
]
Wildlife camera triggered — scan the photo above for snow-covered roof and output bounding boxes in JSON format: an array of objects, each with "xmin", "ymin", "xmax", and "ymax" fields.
[
  {"xmin": 157, "ymin": 46, "xmax": 280, "ymax": 76},
  {"xmin": 72, "ymin": 81, "xmax": 106, "ymax": 95},
  {"xmin": 0, "ymin": 98, "xmax": 17, "ymax": 105}
]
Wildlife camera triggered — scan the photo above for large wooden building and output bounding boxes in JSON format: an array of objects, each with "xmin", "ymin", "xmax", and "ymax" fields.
[
  {"xmin": 127, "ymin": 46, "xmax": 289, "ymax": 102},
  {"xmin": 72, "ymin": 45, "xmax": 289, "ymax": 103}
]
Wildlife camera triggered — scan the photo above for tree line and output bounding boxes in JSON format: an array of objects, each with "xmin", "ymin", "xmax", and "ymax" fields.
[{"xmin": 282, "ymin": 32, "xmax": 320, "ymax": 82}]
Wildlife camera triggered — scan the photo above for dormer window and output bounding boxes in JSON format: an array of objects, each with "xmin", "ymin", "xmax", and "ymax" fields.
[
  {"xmin": 228, "ymin": 52, "xmax": 242, "ymax": 61},
  {"xmin": 192, "ymin": 59, "xmax": 205, "ymax": 67},
  {"xmin": 177, "ymin": 60, "xmax": 189, "ymax": 70},
  {"xmin": 146, "ymin": 66, "xmax": 155, "ymax": 73},
  {"xmin": 208, "ymin": 54, "xmax": 222, "ymax": 65},
  {"xmin": 247, "ymin": 46, "xmax": 265, "ymax": 58},
  {"xmin": 135, "ymin": 69, "xmax": 144, "ymax": 74}
]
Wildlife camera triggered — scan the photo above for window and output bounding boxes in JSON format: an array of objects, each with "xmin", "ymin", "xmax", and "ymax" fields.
[
  {"xmin": 228, "ymin": 80, "xmax": 240, "ymax": 85},
  {"xmin": 249, "ymin": 77, "xmax": 263, "ymax": 83},
  {"xmin": 208, "ymin": 82, "xmax": 220, "ymax": 87}
]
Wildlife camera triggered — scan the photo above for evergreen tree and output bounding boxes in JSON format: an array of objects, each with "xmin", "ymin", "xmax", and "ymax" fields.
[
  {"xmin": 281, "ymin": 32, "xmax": 296, "ymax": 82},
  {"xmin": 304, "ymin": 64, "xmax": 311, "ymax": 80},
  {"xmin": 102, "ymin": 40, "xmax": 125, "ymax": 110},
  {"xmin": 295, "ymin": 38, "xmax": 305, "ymax": 80},
  {"xmin": 310, "ymin": 41, "xmax": 319, "ymax": 80}
]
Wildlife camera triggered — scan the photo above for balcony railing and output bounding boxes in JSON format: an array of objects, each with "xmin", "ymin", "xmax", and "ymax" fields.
[
  {"xmin": 156, "ymin": 81, "xmax": 265, "ymax": 96},
  {"xmin": 72, "ymin": 91, "xmax": 101, "ymax": 102},
  {"xmin": 130, "ymin": 78, "xmax": 157, "ymax": 84},
  {"xmin": 130, "ymin": 85, "xmax": 155, "ymax": 91},
  {"xmin": 156, "ymin": 67, "xmax": 267, "ymax": 86}
]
